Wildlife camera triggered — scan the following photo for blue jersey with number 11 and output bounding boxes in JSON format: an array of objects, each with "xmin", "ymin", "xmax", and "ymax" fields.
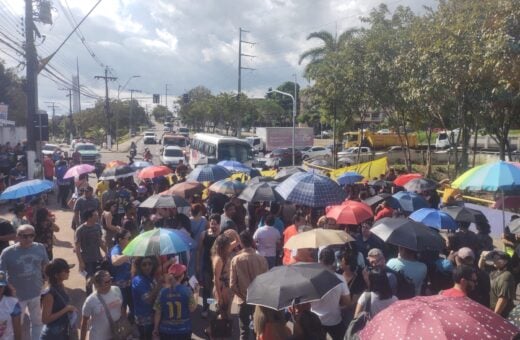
[{"xmin": 156, "ymin": 285, "xmax": 192, "ymax": 335}]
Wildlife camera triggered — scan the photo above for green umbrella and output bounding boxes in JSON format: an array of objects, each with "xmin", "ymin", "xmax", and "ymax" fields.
[{"xmin": 122, "ymin": 228, "xmax": 194, "ymax": 256}]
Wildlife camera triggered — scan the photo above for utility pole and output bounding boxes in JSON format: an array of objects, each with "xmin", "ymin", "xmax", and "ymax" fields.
[
  {"xmin": 59, "ymin": 88, "xmax": 74, "ymax": 141},
  {"xmin": 95, "ymin": 66, "xmax": 117, "ymax": 149},
  {"xmin": 25, "ymin": 0, "xmax": 38, "ymax": 177},
  {"xmin": 45, "ymin": 102, "xmax": 57, "ymax": 139},
  {"xmin": 129, "ymin": 89, "xmax": 141, "ymax": 136},
  {"xmin": 76, "ymin": 57, "xmax": 81, "ymax": 113},
  {"xmin": 237, "ymin": 27, "xmax": 255, "ymax": 138},
  {"xmin": 165, "ymin": 84, "xmax": 173, "ymax": 111}
]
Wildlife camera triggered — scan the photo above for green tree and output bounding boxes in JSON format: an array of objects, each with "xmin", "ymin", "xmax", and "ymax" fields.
[
  {"xmin": 0, "ymin": 61, "xmax": 27, "ymax": 126},
  {"xmin": 152, "ymin": 105, "xmax": 172, "ymax": 123}
]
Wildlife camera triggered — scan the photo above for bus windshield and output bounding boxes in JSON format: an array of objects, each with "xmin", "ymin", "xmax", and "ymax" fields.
[
  {"xmin": 218, "ymin": 143, "xmax": 253, "ymax": 163},
  {"xmin": 163, "ymin": 137, "xmax": 187, "ymax": 147}
]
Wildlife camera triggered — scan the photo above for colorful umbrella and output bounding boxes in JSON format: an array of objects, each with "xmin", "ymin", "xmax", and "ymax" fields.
[
  {"xmin": 106, "ymin": 160, "xmax": 127, "ymax": 168},
  {"xmin": 275, "ymin": 172, "xmax": 346, "ymax": 208},
  {"xmin": 0, "ymin": 179, "xmax": 54, "ymax": 200},
  {"xmin": 63, "ymin": 164, "xmax": 95, "ymax": 179},
  {"xmin": 246, "ymin": 262, "xmax": 343, "ymax": 310},
  {"xmin": 360, "ymin": 295, "xmax": 519, "ymax": 340},
  {"xmin": 209, "ymin": 178, "xmax": 246, "ymax": 196},
  {"xmin": 441, "ymin": 206, "xmax": 488, "ymax": 224},
  {"xmin": 326, "ymin": 200, "xmax": 374, "ymax": 225},
  {"xmin": 138, "ymin": 165, "xmax": 173, "ymax": 179},
  {"xmin": 238, "ymin": 182, "xmax": 280, "ymax": 202},
  {"xmin": 336, "ymin": 171, "xmax": 364, "ymax": 186},
  {"xmin": 122, "ymin": 228, "xmax": 194, "ymax": 256},
  {"xmin": 187, "ymin": 164, "xmax": 231, "ymax": 182},
  {"xmin": 409, "ymin": 208, "xmax": 458, "ymax": 230},
  {"xmin": 161, "ymin": 181, "xmax": 204, "ymax": 198},
  {"xmin": 452, "ymin": 161, "xmax": 520, "ymax": 192},
  {"xmin": 371, "ymin": 217, "xmax": 446, "ymax": 251},
  {"xmin": 391, "ymin": 191, "xmax": 430, "ymax": 213},
  {"xmin": 140, "ymin": 194, "xmax": 190, "ymax": 209},
  {"xmin": 99, "ymin": 165, "xmax": 135, "ymax": 180},
  {"xmin": 393, "ymin": 173, "xmax": 423, "ymax": 187},
  {"xmin": 403, "ymin": 178, "xmax": 437, "ymax": 193},
  {"xmin": 283, "ymin": 229, "xmax": 354, "ymax": 250}
]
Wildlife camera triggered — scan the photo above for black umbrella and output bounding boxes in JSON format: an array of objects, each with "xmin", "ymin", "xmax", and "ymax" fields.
[
  {"xmin": 404, "ymin": 178, "xmax": 438, "ymax": 193},
  {"xmin": 274, "ymin": 166, "xmax": 306, "ymax": 181},
  {"xmin": 363, "ymin": 193, "xmax": 392, "ymax": 207},
  {"xmin": 238, "ymin": 182, "xmax": 281, "ymax": 202},
  {"xmin": 140, "ymin": 194, "xmax": 190, "ymax": 209},
  {"xmin": 441, "ymin": 206, "xmax": 488, "ymax": 224},
  {"xmin": 99, "ymin": 165, "xmax": 135, "ymax": 180},
  {"xmin": 371, "ymin": 217, "xmax": 446, "ymax": 251},
  {"xmin": 246, "ymin": 262, "xmax": 342, "ymax": 310}
]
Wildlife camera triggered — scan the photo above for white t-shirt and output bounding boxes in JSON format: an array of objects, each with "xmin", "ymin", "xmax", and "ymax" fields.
[
  {"xmin": 82, "ymin": 286, "xmax": 123, "ymax": 340},
  {"xmin": 253, "ymin": 226, "xmax": 281, "ymax": 257},
  {"xmin": 357, "ymin": 291, "xmax": 397, "ymax": 318},
  {"xmin": 0, "ymin": 296, "xmax": 21, "ymax": 340},
  {"xmin": 311, "ymin": 273, "xmax": 350, "ymax": 326}
]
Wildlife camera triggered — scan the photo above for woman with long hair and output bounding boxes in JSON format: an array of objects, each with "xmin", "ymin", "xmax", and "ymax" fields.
[
  {"xmin": 211, "ymin": 233, "xmax": 234, "ymax": 318},
  {"xmin": 40, "ymin": 258, "xmax": 77, "ymax": 340},
  {"xmin": 354, "ymin": 268, "xmax": 397, "ymax": 318},
  {"xmin": 101, "ymin": 200, "xmax": 121, "ymax": 250},
  {"xmin": 0, "ymin": 271, "xmax": 22, "ymax": 340},
  {"xmin": 110, "ymin": 229, "xmax": 133, "ymax": 321},
  {"xmin": 34, "ymin": 207, "xmax": 59, "ymax": 260},
  {"xmin": 132, "ymin": 256, "xmax": 161, "ymax": 340},
  {"xmin": 253, "ymin": 306, "xmax": 291, "ymax": 340}
]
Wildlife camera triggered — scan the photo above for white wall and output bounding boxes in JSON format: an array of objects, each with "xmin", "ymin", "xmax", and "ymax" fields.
[{"xmin": 0, "ymin": 126, "xmax": 27, "ymax": 145}]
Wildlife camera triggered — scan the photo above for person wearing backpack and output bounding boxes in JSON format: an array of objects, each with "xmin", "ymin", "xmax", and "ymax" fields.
[{"xmin": 386, "ymin": 246, "xmax": 427, "ymax": 296}]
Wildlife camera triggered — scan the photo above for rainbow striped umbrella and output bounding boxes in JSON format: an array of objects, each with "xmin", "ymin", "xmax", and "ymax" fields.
[
  {"xmin": 452, "ymin": 161, "xmax": 520, "ymax": 192},
  {"xmin": 123, "ymin": 228, "xmax": 194, "ymax": 256}
]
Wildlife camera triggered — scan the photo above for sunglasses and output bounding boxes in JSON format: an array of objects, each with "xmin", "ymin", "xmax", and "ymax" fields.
[{"xmin": 19, "ymin": 233, "xmax": 35, "ymax": 239}]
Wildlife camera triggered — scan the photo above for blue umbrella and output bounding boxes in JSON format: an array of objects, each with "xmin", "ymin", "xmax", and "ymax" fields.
[
  {"xmin": 0, "ymin": 179, "xmax": 54, "ymax": 200},
  {"xmin": 336, "ymin": 171, "xmax": 364, "ymax": 186},
  {"xmin": 217, "ymin": 160, "xmax": 261, "ymax": 178},
  {"xmin": 275, "ymin": 172, "xmax": 346, "ymax": 207},
  {"xmin": 131, "ymin": 160, "xmax": 152, "ymax": 169},
  {"xmin": 187, "ymin": 164, "xmax": 231, "ymax": 182},
  {"xmin": 391, "ymin": 191, "xmax": 430, "ymax": 213},
  {"xmin": 409, "ymin": 208, "xmax": 458, "ymax": 230},
  {"xmin": 452, "ymin": 161, "xmax": 520, "ymax": 191}
]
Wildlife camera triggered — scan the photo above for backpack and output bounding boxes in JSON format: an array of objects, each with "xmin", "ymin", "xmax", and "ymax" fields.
[{"xmin": 390, "ymin": 268, "xmax": 416, "ymax": 300}]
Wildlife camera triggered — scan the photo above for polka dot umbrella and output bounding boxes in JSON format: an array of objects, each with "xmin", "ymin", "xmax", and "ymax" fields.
[{"xmin": 359, "ymin": 295, "xmax": 519, "ymax": 340}]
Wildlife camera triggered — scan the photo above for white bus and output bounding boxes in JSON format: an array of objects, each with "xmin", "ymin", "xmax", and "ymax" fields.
[{"xmin": 189, "ymin": 133, "xmax": 254, "ymax": 168}]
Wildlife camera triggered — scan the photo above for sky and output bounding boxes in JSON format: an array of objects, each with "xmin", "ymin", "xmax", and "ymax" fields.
[{"xmin": 0, "ymin": 0, "xmax": 436, "ymax": 116}]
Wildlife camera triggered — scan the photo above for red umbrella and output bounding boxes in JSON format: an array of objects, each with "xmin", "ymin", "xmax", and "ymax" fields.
[
  {"xmin": 138, "ymin": 165, "xmax": 172, "ymax": 179},
  {"xmin": 326, "ymin": 200, "xmax": 374, "ymax": 225},
  {"xmin": 161, "ymin": 181, "xmax": 204, "ymax": 198},
  {"xmin": 393, "ymin": 173, "xmax": 423, "ymax": 187},
  {"xmin": 360, "ymin": 295, "xmax": 519, "ymax": 340}
]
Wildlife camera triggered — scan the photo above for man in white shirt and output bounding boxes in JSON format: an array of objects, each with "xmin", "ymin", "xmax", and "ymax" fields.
[
  {"xmin": 252, "ymin": 214, "xmax": 281, "ymax": 268},
  {"xmin": 311, "ymin": 247, "xmax": 350, "ymax": 340}
]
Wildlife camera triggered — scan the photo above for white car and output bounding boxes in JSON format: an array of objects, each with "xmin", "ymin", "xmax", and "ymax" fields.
[
  {"xmin": 338, "ymin": 146, "xmax": 372, "ymax": 157},
  {"xmin": 143, "ymin": 131, "xmax": 157, "ymax": 144},
  {"xmin": 41, "ymin": 144, "xmax": 61, "ymax": 157},
  {"xmin": 161, "ymin": 146, "xmax": 185, "ymax": 168},
  {"xmin": 301, "ymin": 146, "xmax": 332, "ymax": 160}
]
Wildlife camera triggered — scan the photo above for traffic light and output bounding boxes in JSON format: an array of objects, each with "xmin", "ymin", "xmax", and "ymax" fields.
[{"xmin": 153, "ymin": 94, "xmax": 160, "ymax": 104}]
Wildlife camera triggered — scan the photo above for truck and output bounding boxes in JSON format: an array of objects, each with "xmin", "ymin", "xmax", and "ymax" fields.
[
  {"xmin": 72, "ymin": 143, "xmax": 101, "ymax": 164},
  {"xmin": 343, "ymin": 130, "xmax": 418, "ymax": 150},
  {"xmin": 247, "ymin": 127, "xmax": 314, "ymax": 153}
]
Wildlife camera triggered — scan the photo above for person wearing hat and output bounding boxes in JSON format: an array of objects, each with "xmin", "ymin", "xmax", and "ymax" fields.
[
  {"xmin": 0, "ymin": 270, "xmax": 22, "ymax": 340},
  {"xmin": 153, "ymin": 263, "xmax": 198, "ymax": 340},
  {"xmin": 450, "ymin": 247, "xmax": 490, "ymax": 307},
  {"xmin": 41, "ymin": 258, "xmax": 77, "ymax": 340},
  {"xmin": 479, "ymin": 250, "xmax": 515, "ymax": 317}
]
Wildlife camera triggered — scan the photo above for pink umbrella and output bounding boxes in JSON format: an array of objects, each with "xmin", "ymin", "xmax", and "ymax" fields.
[
  {"xmin": 360, "ymin": 295, "xmax": 519, "ymax": 340},
  {"xmin": 64, "ymin": 164, "xmax": 95, "ymax": 179}
]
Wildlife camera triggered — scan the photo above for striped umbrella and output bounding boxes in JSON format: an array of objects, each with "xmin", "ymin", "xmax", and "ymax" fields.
[
  {"xmin": 452, "ymin": 161, "xmax": 520, "ymax": 192},
  {"xmin": 187, "ymin": 164, "xmax": 231, "ymax": 182},
  {"xmin": 209, "ymin": 178, "xmax": 246, "ymax": 196},
  {"xmin": 122, "ymin": 228, "xmax": 194, "ymax": 256}
]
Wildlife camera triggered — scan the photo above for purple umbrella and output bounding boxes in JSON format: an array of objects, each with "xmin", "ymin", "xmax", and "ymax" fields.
[{"xmin": 64, "ymin": 164, "xmax": 95, "ymax": 179}]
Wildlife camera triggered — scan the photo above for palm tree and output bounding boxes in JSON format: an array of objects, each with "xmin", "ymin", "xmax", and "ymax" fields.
[{"xmin": 298, "ymin": 29, "xmax": 358, "ymax": 79}]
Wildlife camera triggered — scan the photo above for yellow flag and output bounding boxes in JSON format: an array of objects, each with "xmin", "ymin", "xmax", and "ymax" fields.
[{"xmin": 330, "ymin": 157, "xmax": 388, "ymax": 181}]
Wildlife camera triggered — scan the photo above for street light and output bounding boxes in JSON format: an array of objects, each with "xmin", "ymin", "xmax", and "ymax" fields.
[
  {"xmin": 267, "ymin": 88, "xmax": 296, "ymax": 166},
  {"xmin": 116, "ymin": 75, "xmax": 140, "ymax": 150}
]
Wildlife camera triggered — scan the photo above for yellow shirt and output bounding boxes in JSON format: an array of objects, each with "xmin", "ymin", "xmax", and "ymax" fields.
[{"xmin": 95, "ymin": 180, "xmax": 108, "ymax": 199}]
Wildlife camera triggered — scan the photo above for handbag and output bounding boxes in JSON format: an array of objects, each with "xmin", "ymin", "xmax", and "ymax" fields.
[
  {"xmin": 345, "ymin": 292, "xmax": 372, "ymax": 340},
  {"xmin": 97, "ymin": 292, "xmax": 133, "ymax": 340},
  {"xmin": 209, "ymin": 313, "xmax": 233, "ymax": 338}
]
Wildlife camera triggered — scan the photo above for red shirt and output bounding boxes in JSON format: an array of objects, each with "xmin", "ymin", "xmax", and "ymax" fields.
[
  {"xmin": 375, "ymin": 207, "xmax": 394, "ymax": 221},
  {"xmin": 282, "ymin": 225, "xmax": 298, "ymax": 265},
  {"xmin": 43, "ymin": 158, "xmax": 54, "ymax": 178},
  {"xmin": 439, "ymin": 287, "xmax": 466, "ymax": 297}
]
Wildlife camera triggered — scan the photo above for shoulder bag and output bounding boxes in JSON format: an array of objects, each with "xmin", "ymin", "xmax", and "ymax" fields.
[
  {"xmin": 345, "ymin": 292, "xmax": 372, "ymax": 340},
  {"xmin": 97, "ymin": 291, "xmax": 133, "ymax": 340},
  {"xmin": 49, "ymin": 288, "xmax": 79, "ymax": 340}
]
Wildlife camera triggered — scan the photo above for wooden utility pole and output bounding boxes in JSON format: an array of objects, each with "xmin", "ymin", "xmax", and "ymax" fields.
[{"xmin": 95, "ymin": 66, "xmax": 117, "ymax": 149}]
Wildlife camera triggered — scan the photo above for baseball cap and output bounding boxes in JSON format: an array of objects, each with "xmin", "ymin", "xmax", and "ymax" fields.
[
  {"xmin": 0, "ymin": 271, "xmax": 7, "ymax": 286},
  {"xmin": 168, "ymin": 263, "xmax": 186, "ymax": 277},
  {"xmin": 455, "ymin": 247, "xmax": 475, "ymax": 260},
  {"xmin": 367, "ymin": 248, "xmax": 384, "ymax": 258}
]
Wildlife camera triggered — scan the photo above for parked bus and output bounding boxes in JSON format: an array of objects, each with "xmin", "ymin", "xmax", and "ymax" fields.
[{"xmin": 189, "ymin": 133, "xmax": 253, "ymax": 168}]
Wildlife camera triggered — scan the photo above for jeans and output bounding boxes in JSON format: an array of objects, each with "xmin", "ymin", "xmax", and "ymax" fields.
[
  {"xmin": 137, "ymin": 324, "xmax": 154, "ymax": 340},
  {"xmin": 238, "ymin": 303, "xmax": 255, "ymax": 340},
  {"xmin": 57, "ymin": 185, "xmax": 69, "ymax": 207},
  {"xmin": 40, "ymin": 322, "xmax": 69, "ymax": 340},
  {"xmin": 322, "ymin": 319, "xmax": 347, "ymax": 340},
  {"xmin": 19, "ymin": 296, "xmax": 43, "ymax": 340}
]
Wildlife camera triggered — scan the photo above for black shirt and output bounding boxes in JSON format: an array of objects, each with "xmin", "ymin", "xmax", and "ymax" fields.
[{"xmin": 0, "ymin": 219, "xmax": 14, "ymax": 253}]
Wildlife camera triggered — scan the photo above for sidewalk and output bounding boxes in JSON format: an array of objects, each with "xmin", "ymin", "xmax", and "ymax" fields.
[{"xmin": 100, "ymin": 134, "xmax": 143, "ymax": 153}]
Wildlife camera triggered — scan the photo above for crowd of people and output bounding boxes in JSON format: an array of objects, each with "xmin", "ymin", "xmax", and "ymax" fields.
[{"xmin": 0, "ymin": 146, "xmax": 518, "ymax": 340}]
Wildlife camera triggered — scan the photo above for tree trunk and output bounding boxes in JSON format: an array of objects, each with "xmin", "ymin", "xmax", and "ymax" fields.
[{"xmin": 472, "ymin": 125, "xmax": 478, "ymax": 168}]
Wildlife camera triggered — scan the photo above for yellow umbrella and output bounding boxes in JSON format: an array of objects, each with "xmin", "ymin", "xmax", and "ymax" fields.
[{"xmin": 284, "ymin": 229, "xmax": 354, "ymax": 250}]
